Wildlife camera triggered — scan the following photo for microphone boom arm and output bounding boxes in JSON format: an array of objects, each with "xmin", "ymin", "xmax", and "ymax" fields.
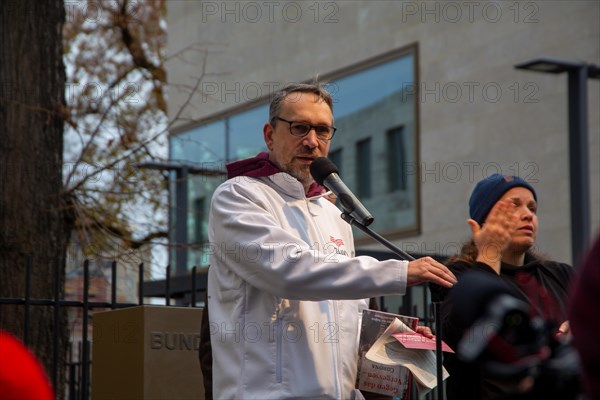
[{"xmin": 340, "ymin": 212, "xmax": 415, "ymax": 262}]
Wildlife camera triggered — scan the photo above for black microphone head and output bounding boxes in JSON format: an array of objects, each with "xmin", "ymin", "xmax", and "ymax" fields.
[{"xmin": 310, "ymin": 157, "xmax": 339, "ymax": 186}]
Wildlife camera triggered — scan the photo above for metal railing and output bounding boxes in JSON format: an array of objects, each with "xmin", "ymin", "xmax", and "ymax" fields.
[{"xmin": 0, "ymin": 258, "xmax": 207, "ymax": 400}]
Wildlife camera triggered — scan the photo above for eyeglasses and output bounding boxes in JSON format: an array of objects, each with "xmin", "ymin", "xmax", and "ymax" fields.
[{"xmin": 273, "ymin": 117, "xmax": 337, "ymax": 141}]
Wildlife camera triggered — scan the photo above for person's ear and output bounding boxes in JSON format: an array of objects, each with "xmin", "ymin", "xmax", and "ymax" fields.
[{"xmin": 264, "ymin": 122, "xmax": 275, "ymax": 151}]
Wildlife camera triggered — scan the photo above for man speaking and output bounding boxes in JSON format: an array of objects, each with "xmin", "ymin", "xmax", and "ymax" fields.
[{"xmin": 206, "ymin": 81, "xmax": 456, "ymax": 398}]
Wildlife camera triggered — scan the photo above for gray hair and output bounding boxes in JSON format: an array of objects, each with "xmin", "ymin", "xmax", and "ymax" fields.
[{"xmin": 269, "ymin": 81, "xmax": 334, "ymax": 124}]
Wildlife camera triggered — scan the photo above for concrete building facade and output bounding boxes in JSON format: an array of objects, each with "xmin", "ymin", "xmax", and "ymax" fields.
[{"xmin": 165, "ymin": 1, "xmax": 600, "ymax": 268}]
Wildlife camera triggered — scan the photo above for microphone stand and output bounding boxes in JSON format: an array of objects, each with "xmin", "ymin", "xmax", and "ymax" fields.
[{"xmin": 341, "ymin": 212, "xmax": 445, "ymax": 400}]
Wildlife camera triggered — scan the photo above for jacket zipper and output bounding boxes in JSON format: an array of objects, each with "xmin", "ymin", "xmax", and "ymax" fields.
[
  {"xmin": 275, "ymin": 311, "xmax": 283, "ymax": 383},
  {"xmin": 332, "ymin": 300, "xmax": 342, "ymax": 398},
  {"xmin": 307, "ymin": 195, "xmax": 343, "ymax": 396}
]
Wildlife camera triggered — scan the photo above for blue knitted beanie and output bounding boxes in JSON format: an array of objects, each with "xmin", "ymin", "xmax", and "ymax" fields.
[{"xmin": 469, "ymin": 173, "xmax": 537, "ymax": 225}]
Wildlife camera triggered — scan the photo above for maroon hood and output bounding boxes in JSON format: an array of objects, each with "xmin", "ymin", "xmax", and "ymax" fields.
[
  {"xmin": 226, "ymin": 152, "xmax": 279, "ymax": 179},
  {"xmin": 226, "ymin": 152, "xmax": 325, "ymax": 197}
]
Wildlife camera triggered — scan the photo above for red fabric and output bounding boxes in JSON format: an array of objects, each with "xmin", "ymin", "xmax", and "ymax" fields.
[
  {"xmin": 569, "ymin": 235, "xmax": 600, "ymax": 400},
  {"xmin": 226, "ymin": 152, "xmax": 325, "ymax": 197},
  {"xmin": 0, "ymin": 331, "xmax": 54, "ymax": 400},
  {"xmin": 226, "ymin": 152, "xmax": 281, "ymax": 179}
]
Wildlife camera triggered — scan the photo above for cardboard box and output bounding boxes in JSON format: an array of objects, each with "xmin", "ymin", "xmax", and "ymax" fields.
[{"xmin": 92, "ymin": 306, "xmax": 205, "ymax": 400}]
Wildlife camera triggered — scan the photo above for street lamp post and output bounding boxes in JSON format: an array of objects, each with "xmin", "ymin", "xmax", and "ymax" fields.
[{"xmin": 515, "ymin": 57, "xmax": 600, "ymax": 266}]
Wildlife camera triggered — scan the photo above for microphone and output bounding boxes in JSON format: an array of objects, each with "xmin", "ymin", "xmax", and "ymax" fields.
[{"xmin": 310, "ymin": 157, "xmax": 374, "ymax": 226}]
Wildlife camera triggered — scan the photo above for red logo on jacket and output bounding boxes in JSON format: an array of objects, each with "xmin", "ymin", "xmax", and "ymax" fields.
[{"xmin": 330, "ymin": 236, "xmax": 345, "ymax": 247}]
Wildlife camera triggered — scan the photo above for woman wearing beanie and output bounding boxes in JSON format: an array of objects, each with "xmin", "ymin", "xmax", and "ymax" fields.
[{"xmin": 431, "ymin": 174, "xmax": 575, "ymax": 400}]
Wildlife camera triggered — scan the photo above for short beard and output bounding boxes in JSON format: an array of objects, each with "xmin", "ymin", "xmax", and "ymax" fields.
[{"xmin": 281, "ymin": 161, "xmax": 313, "ymax": 187}]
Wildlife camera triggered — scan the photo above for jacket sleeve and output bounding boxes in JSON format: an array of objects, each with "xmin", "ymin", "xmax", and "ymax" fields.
[{"xmin": 208, "ymin": 180, "xmax": 408, "ymax": 301}]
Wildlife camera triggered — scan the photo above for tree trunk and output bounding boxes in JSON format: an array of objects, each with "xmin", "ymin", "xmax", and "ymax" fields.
[{"xmin": 0, "ymin": 0, "xmax": 69, "ymax": 396}]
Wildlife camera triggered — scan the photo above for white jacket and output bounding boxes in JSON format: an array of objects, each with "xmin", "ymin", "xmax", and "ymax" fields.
[{"xmin": 207, "ymin": 172, "xmax": 408, "ymax": 399}]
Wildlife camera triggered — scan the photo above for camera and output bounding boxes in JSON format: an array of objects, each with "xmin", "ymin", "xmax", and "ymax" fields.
[{"xmin": 451, "ymin": 271, "xmax": 580, "ymax": 400}]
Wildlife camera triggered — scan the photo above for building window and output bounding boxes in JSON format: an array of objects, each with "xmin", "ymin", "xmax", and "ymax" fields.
[
  {"xmin": 194, "ymin": 197, "xmax": 205, "ymax": 243},
  {"xmin": 387, "ymin": 126, "xmax": 407, "ymax": 192},
  {"xmin": 328, "ymin": 148, "xmax": 343, "ymax": 176},
  {"xmin": 326, "ymin": 46, "xmax": 419, "ymax": 241},
  {"xmin": 356, "ymin": 138, "xmax": 372, "ymax": 199},
  {"xmin": 170, "ymin": 121, "xmax": 226, "ymax": 164},
  {"xmin": 228, "ymin": 106, "xmax": 269, "ymax": 161}
]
